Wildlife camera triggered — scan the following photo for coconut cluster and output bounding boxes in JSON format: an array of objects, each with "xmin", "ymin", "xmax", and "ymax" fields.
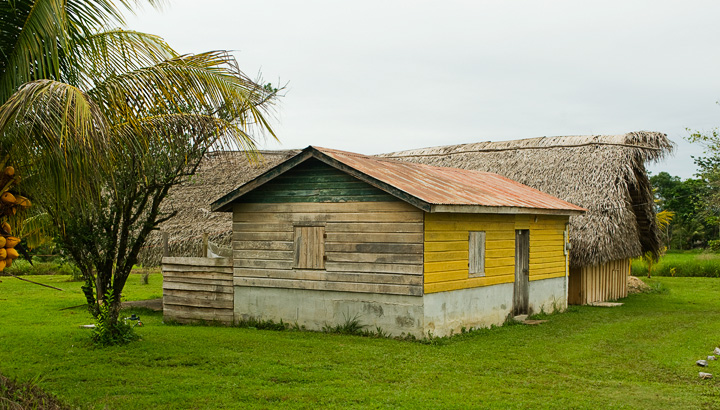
[{"xmin": 0, "ymin": 166, "xmax": 30, "ymax": 271}]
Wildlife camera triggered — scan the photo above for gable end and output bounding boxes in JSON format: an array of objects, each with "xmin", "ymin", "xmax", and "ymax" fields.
[{"xmin": 237, "ymin": 159, "xmax": 399, "ymax": 203}]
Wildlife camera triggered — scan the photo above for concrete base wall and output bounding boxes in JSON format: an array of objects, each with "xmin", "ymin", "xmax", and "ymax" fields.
[
  {"xmin": 528, "ymin": 276, "xmax": 567, "ymax": 314},
  {"xmin": 234, "ymin": 277, "xmax": 567, "ymax": 337},
  {"xmin": 234, "ymin": 286, "xmax": 424, "ymax": 336},
  {"xmin": 423, "ymin": 283, "xmax": 514, "ymax": 337}
]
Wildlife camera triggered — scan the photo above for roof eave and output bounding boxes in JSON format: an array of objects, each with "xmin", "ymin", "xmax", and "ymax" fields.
[{"xmin": 429, "ymin": 204, "xmax": 586, "ymax": 216}]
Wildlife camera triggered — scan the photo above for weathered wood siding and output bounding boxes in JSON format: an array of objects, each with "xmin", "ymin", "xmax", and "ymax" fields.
[
  {"xmin": 568, "ymin": 258, "xmax": 629, "ymax": 304},
  {"xmin": 238, "ymin": 159, "xmax": 397, "ymax": 203},
  {"xmin": 424, "ymin": 214, "xmax": 568, "ymax": 294},
  {"xmin": 233, "ymin": 160, "xmax": 424, "ymax": 296},
  {"xmin": 162, "ymin": 257, "xmax": 234, "ymax": 324}
]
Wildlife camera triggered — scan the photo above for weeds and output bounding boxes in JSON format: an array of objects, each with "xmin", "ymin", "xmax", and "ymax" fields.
[
  {"xmin": 645, "ymin": 280, "xmax": 670, "ymax": 294},
  {"xmin": 503, "ymin": 314, "xmax": 525, "ymax": 326},
  {"xmin": 322, "ymin": 314, "xmax": 366, "ymax": 335},
  {"xmin": 235, "ymin": 317, "xmax": 290, "ymax": 331},
  {"xmin": 0, "ymin": 374, "xmax": 70, "ymax": 410}
]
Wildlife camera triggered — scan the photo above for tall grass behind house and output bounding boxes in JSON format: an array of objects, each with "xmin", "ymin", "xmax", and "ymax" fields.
[{"xmin": 631, "ymin": 251, "xmax": 720, "ymax": 277}]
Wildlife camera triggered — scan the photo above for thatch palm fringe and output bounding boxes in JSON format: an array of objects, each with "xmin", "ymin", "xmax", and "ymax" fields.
[{"xmin": 137, "ymin": 150, "xmax": 297, "ymax": 266}]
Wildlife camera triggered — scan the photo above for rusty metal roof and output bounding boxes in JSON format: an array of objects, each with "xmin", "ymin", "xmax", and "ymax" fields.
[
  {"xmin": 212, "ymin": 146, "xmax": 585, "ymax": 215},
  {"xmin": 314, "ymin": 146, "xmax": 585, "ymax": 214}
]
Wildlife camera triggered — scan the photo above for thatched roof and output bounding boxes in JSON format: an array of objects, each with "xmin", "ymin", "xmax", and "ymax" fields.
[
  {"xmin": 140, "ymin": 131, "xmax": 672, "ymax": 269},
  {"xmin": 138, "ymin": 150, "xmax": 298, "ymax": 266},
  {"xmin": 380, "ymin": 131, "xmax": 674, "ymax": 267}
]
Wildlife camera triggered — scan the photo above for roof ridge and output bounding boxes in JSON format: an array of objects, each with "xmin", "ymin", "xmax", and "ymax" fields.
[{"xmin": 381, "ymin": 132, "xmax": 670, "ymax": 158}]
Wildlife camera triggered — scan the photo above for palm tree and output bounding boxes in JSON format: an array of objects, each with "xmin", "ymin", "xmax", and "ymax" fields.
[{"xmin": 0, "ymin": 0, "xmax": 278, "ymax": 342}]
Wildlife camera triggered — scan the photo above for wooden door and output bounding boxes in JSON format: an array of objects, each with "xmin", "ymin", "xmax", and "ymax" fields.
[{"xmin": 513, "ymin": 229, "xmax": 529, "ymax": 316}]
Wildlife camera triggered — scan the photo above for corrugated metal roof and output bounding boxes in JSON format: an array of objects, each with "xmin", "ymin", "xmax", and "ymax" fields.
[{"xmin": 313, "ymin": 146, "xmax": 585, "ymax": 213}]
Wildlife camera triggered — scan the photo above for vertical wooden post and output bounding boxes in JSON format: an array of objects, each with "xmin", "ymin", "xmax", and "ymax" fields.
[
  {"xmin": 202, "ymin": 233, "xmax": 208, "ymax": 258},
  {"xmin": 162, "ymin": 232, "xmax": 169, "ymax": 258}
]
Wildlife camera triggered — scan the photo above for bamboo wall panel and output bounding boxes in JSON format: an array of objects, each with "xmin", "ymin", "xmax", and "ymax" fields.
[
  {"xmin": 233, "ymin": 200, "xmax": 424, "ymax": 296},
  {"xmin": 162, "ymin": 257, "xmax": 234, "ymax": 324},
  {"xmin": 570, "ymin": 258, "xmax": 630, "ymax": 304},
  {"xmin": 424, "ymin": 214, "xmax": 568, "ymax": 294}
]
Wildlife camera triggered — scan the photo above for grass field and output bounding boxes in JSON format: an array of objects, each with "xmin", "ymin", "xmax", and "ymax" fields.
[
  {"xmin": 1, "ymin": 274, "xmax": 719, "ymax": 409},
  {"xmin": 631, "ymin": 251, "xmax": 720, "ymax": 277}
]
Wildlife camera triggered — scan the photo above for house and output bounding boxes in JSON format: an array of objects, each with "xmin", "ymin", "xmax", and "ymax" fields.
[
  {"xmin": 148, "ymin": 131, "xmax": 672, "ymax": 306},
  {"xmin": 205, "ymin": 146, "xmax": 584, "ymax": 336},
  {"xmin": 381, "ymin": 131, "xmax": 674, "ymax": 304}
]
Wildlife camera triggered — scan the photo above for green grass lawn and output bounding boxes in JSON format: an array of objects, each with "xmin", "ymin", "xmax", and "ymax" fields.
[{"xmin": 1, "ymin": 274, "xmax": 719, "ymax": 409}]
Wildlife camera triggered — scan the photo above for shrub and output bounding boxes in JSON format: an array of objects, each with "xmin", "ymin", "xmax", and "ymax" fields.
[{"xmin": 4, "ymin": 259, "xmax": 81, "ymax": 279}]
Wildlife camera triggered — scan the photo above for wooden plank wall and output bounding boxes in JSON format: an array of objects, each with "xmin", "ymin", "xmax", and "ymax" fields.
[
  {"xmin": 233, "ymin": 201, "xmax": 425, "ymax": 296},
  {"xmin": 424, "ymin": 214, "xmax": 568, "ymax": 294},
  {"xmin": 579, "ymin": 258, "xmax": 630, "ymax": 304},
  {"xmin": 238, "ymin": 159, "xmax": 397, "ymax": 203},
  {"xmin": 162, "ymin": 257, "xmax": 234, "ymax": 324}
]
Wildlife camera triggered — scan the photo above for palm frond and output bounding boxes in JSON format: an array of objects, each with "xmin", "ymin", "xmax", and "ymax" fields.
[
  {"xmin": 89, "ymin": 51, "xmax": 278, "ymax": 138},
  {"xmin": 0, "ymin": 79, "xmax": 110, "ymax": 205},
  {"xmin": 14, "ymin": 211, "xmax": 54, "ymax": 249},
  {"xmin": 112, "ymin": 112, "xmax": 259, "ymax": 157},
  {"xmin": 64, "ymin": 0, "xmax": 163, "ymax": 38},
  {"xmin": 656, "ymin": 210, "xmax": 674, "ymax": 231},
  {"xmin": 0, "ymin": 0, "xmax": 165, "ymax": 101},
  {"xmin": 0, "ymin": 0, "xmax": 66, "ymax": 101},
  {"xmin": 65, "ymin": 29, "xmax": 178, "ymax": 89}
]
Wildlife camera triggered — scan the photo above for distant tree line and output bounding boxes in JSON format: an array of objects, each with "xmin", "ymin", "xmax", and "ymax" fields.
[{"xmin": 652, "ymin": 131, "xmax": 720, "ymax": 250}]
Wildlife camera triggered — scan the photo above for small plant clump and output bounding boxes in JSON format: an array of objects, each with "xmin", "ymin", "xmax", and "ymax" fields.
[
  {"xmin": 0, "ymin": 373, "xmax": 70, "ymax": 410},
  {"xmin": 92, "ymin": 291, "xmax": 139, "ymax": 346},
  {"xmin": 234, "ymin": 317, "xmax": 293, "ymax": 332}
]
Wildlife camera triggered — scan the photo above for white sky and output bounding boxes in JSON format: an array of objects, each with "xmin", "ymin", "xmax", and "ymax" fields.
[{"xmin": 126, "ymin": 0, "xmax": 720, "ymax": 179}]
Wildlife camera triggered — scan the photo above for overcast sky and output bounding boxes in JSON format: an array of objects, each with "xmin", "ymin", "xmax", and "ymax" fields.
[{"xmin": 126, "ymin": 0, "xmax": 720, "ymax": 179}]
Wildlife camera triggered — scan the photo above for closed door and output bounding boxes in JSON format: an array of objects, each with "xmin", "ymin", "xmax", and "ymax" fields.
[{"xmin": 513, "ymin": 229, "xmax": 529, "ymax": 316}]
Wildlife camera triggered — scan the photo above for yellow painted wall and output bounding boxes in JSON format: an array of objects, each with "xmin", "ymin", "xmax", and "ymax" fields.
[{"xmin": 423, "ymin": 213, "xmax": 569, "ymax": 294}]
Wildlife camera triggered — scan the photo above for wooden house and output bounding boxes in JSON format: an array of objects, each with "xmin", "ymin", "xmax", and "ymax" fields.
[
  {"xmin": 209, "ymin": 146, "xmax": 584, "ymax": 336},
  {"xmin": 148, "ymin": 131, "xmax": 671, "ymax": 307}
]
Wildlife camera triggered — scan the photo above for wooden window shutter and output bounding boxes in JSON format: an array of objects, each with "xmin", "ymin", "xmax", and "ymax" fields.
[
  {"xmin": 468, "ymin": 231, "xmax": 486, "ymax": 276},
  {"xmin": 294, "ymin": 226, "xmax": 325, "ymax": 269}
]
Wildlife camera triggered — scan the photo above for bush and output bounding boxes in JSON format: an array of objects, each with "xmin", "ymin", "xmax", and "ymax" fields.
[{"xmin": 4, "ymin": 259, "xmax": 81, "ymax": 279}]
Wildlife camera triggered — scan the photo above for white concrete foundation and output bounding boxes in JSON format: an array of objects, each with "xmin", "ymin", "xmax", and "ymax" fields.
[
  {"xmin": 528, "ymin": 276, "xmax": 567, "ymax": 314},
  {"xmin": 234, "ymin": 287, "xmax": 424, "ymax": 335},
  {"xmin": 234, "ymin": 277, "xmax": 567, "ymax": 337},
  {"xmin": 423, "ymin": 283, "xmax": 514, "ymax": 337}
]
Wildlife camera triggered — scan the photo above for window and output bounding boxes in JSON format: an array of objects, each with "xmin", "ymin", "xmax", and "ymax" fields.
[
  {"xmin": 468, "ymin": 231, "xmax": 486, "ymax": 276},
  {"xmin": 293, "ymin": 226, "xmax": 325, "ymax": 269}
]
